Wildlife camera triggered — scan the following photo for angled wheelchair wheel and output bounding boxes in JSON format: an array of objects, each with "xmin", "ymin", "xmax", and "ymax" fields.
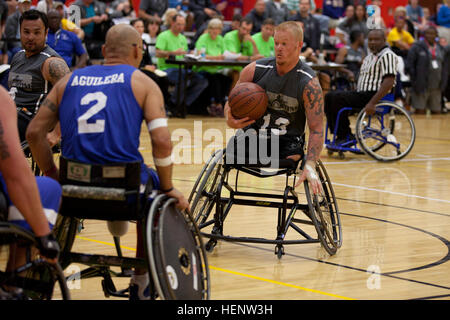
[
  {"xmin": 304, "ymin": 161, "xmax": 342, "ymax": 255},
  {"xmin": 52, "ymin": 215, "xmax": 80, "ymax": 270},
  {"xmin": 355, "ymin": 101, "xmax": 415, "ymax": 161},
  {"xmin": 0, "ymin": 223, "xmax": 70, "ymax": 300},
  {"xmin": 189, "ymin": 149, "xmax": 224, "ymax": 225},
  {"xmin": 146, "ymin": 195, "xmax": 210, "ymax": 300}
]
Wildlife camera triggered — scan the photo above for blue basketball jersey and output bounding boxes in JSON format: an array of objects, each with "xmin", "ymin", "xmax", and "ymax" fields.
[{"xmin": 59, "ymin": 64, "xmax": 149, "ymax": 183}]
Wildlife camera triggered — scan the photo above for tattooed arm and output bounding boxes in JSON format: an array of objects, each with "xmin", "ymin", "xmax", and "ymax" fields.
[
  {"xmin": 27, "ymin": 73, "xmax": 72, "ymax": 180},
  {"xmin": 293, "ymin": 76, "xmax": 324, "ymax": 194},
  {"xmin": 41, "ymin": 57, "xmax": 71, "ymax": 85}
]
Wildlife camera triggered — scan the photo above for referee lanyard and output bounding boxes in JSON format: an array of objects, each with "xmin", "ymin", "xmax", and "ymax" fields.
[{"xmin": 425, "ymin": 40, "xmax": 439, "ymax": 69}]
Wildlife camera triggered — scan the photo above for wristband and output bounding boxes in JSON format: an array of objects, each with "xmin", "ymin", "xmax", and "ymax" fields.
[
  {"xmin": 160, "ymin": 187, "xmax": 174, "ymax": 193},
  {"xmin": 44, "ymin": 165, "xmax": 57, "ymax": 177}
]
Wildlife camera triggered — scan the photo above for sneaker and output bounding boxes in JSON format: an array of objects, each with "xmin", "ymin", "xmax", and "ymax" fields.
[{"xmin": 129, "ymin": 283, "xmax": 151, "ymax": 300}]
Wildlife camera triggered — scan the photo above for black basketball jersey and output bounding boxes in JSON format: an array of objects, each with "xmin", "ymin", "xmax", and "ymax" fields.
[
  {"xmin": 251, "ymin": 57, "xmax": 316, "ymax": 142},
  {"xmin": 8, "ymin": 45, "xmax": 61, "ymax": 114}
]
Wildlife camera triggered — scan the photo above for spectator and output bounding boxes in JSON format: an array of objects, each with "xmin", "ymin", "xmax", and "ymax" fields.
[
  {"xmin": 168, "ymin": 0, "xmax": 194, "ymax": 30},
  {"xmin": 289, "ymin": 0, "xmax": 321, "ymax": 51},
  {"xmin": 131, "ymin": 17, "xmax": 172, "ymax": 113},
  {"xmin": 188, "ymin": 0, "xmax": 220, "ymax": 31},
  {"xmin": 155, "ymin": 14, "xmax": 209, "ymax": 116},
  {"xmin": 437, "ymin": 0, "xmax": 450, "ymax": 45},
  {"xmin": 0, "ymin": 0, "xmax": 8, "ymax": 64},
  {"xmin": 36, "ymin": 0, "xmax": 54, "ymax": 13},
  {"xmin": 212, "ymin": 0, "xmax": 242, "ymax": 21},
  {"xmin": 322, "ymin": 0, "xmax": 346, "ymax": 29},
  {"xmin": 387, "ymin": 13, "xmax": 415, "ymax": 59},
  {"xmin": 388, "ymin": 6, "xmax": 415, "ymax": 38},
  {"xmin": 53, "ymin": 2, "xmax": 85, "ymax": 40},
  {"xmin": 286, "ymin": 0, "xmax": 315, "ymax": 17},
  {"xmin": 406, "ymin": 0, "xmax": 424, "ymax": 26},
  {"xmin": 4, "ymin": 0, "xmax": 31, "ymax": 61},
  {"xmin": 222, "ymin": 12, "xmax": 241, "ymax": 35},
  {"xmin": 336, "ymin": 4, "xmax": 368, "ymax": 42},
  {"xmin": 46, "ymin": 9, "xmax": 88, "ymax": 70},
  {"xmin": 145, "ymin": 16, "xmax": 161, "ymax": 63},
  {"xmin": 266, "ymin": 0, "xmax": 289, "ymax": 26},
  {"xmin": 252, "ymin": 18, "xmax": 275, "ymax": 57},
  {"xmin": 138, "ymin": 0, "xmax": 168, "ymax": 25},
  {"xmin": 194, "ymin": 18, "xmax": 231, "ymax": 116},
  {"xmin": 335, "ymin": 4, "xmax": 354, "ymax": 48},
  {"xmin": 244, "ymin": 0, "xmax": 268, "ymax": 35},
  {"xmin": 406, "ymin": 26, "xmax": 449, "ymax": 114},
  {"xmin": 335, "ymin": 29, "xmax": 366, "ymax": 85},
  {"xmin": 72, "ymin": 0, "xmax": 110, "ymax": 58},
  {"xmin": 160, "ymin": 7, "xmax": 178, "ymax": 32},
  {"xmin": 223, "ymin": 16, "xmax": 264, "ymax": 89}
]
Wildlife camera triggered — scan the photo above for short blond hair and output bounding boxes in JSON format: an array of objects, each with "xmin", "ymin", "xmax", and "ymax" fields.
[
  {"xmin": 275, "ymin": 21, "xmax": 304, "ymax": 43},
  {"xmin": 208, "ymin": 18, "xmax": 223, "ymax": 30}
]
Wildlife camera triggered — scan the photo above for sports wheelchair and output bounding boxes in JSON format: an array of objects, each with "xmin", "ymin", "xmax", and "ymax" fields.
[
  {"xmin": 324, "ymin": 94, "xmax": 416, "ymax": 161},
  {"xmin": 188, "ymin": 148, "xmax": 342, "ymax": 258},
  {"xmin": 53, "ymin": 157, "xmax": 210, "ymax": 300},
  {"xmin": 0, "ymin": 193, "xmax": 70, "ymax": 300}
]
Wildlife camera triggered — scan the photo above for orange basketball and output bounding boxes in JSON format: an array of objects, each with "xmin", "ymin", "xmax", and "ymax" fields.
[{"xmin": 228, "ymin": 82, "xmax": 268, "ymax": 120}]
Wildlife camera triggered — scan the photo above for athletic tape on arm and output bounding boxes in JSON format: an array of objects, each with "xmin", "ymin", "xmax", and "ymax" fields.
[{"xmin": 147, "ymin": 118, "xmax": 168, "ymax": 131}]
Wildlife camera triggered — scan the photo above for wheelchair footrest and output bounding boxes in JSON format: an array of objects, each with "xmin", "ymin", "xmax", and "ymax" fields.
[{"xmin": 201, "ymin": 232, "xmax": 320, "ymax": 245}]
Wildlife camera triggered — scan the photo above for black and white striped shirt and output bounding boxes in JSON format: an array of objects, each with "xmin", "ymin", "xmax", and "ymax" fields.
[{"xmin": 357, "ymin": 46, "xmax": 398, "ymax": 92}]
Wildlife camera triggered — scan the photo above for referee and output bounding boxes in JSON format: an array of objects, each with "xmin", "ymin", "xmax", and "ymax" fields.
[{"xmin": 324, "ymin": 29, "xmax": 398, "ymax": 143}]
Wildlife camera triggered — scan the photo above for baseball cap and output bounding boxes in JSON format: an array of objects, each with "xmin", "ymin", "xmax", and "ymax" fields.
[{"xmin": 18, "ymin": 0, "xmax": 31, "ymax": 3}]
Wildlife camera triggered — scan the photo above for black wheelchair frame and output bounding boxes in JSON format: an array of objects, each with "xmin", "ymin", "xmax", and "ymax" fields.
[
  {"xmin": 54, "ymin": 157, "xmax": 210, "ymax": 300},
  {"xmin": 189, "ymin": 149, "xmax": 343, "ymax": 258},
  {"xmin": 325, "ymin": 99, "xmax": 416, "ymax": 161}
]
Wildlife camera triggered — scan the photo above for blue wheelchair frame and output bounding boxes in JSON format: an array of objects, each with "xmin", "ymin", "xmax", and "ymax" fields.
[{"xmin": 324, "ymin": 93, "xmax": 395, "ymax": 158}]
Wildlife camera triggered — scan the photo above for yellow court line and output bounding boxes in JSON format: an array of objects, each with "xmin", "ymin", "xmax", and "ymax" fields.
[{"xmin": 75, "ymin": 235, "xmax": 354, "ymax": 300}]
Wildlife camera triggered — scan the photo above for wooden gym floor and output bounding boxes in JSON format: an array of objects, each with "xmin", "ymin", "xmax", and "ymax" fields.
[{"xmin": 56, "ymin": 112, "xmax": 450, "ymax": 301}]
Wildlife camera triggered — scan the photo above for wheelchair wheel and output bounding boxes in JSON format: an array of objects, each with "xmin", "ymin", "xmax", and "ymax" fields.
[
  {"xmin": 189, "ymin": 149, "xmax": 224, "ymax": 225},
  {"xmin": 0, "ymin": 223, "xmax": 70, "ymax": 300},
  {"xmin": 304, "ymin": 161, "xmax": 342, "ymax": 255},
  {"xmin": 146, "ymin": 195, "xmax": 210, "ymax": 300},
  {"xmin": 52, "ymin": 215, "xmax": 79, "ymax": 270},
  {"xmin": 355, "ymin": 101, "xmax": 415, "ymax": 161}
]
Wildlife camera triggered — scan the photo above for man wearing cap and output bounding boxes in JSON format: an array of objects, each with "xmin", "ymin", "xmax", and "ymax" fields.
[{"xmin": 4, "ymin": 0, "xmax": 32, "ymax": 61}]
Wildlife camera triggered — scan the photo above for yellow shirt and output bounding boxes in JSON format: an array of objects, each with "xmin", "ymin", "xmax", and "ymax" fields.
[
  {"xmin": 387, "ymin": 28, "xmax": 415, "ymax": 47},
  {"xmin": 61, "ymin": 19, "xmax": 78, "ymax": 32}
]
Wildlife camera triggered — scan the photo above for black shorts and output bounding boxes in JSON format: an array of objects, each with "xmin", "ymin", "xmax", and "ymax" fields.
[{"xmin": 225, "ymin": 129, "xmax": 304, "ymax": 166}]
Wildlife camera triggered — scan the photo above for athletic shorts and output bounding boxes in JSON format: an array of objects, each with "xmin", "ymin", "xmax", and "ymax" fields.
[{"xmin": 0, "ymin": 175, "xmax": 62, "ymax": 233}]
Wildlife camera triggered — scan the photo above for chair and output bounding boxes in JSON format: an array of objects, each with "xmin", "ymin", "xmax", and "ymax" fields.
[
  {"xmin": 324, "ymin": 94, "xmax": 416, "ymax": 161},
  {"xmin": 53, "ymin": 156, "xmax": 210, "ymax": 300},
  {"xmin": 0, "ymin": 192, "xmax": 70, "ymax": 300},
  {"xmin": 188, "ymin": 148, "xmax": 343, "ymax": 258}
]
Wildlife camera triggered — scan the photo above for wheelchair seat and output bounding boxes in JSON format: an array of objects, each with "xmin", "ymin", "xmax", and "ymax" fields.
[
  {"xmin": 189, "ymin": 149, "xmax": 342, "ymax": 258},
  {"xmin": 54, "ymin": 157, "xmax": 210, "ymax": 300}
]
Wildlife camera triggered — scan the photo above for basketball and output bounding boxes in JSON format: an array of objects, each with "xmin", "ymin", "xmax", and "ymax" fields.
[{"xmin": 228, "ymin": 82, "xmax": 268, "ymax": 120}]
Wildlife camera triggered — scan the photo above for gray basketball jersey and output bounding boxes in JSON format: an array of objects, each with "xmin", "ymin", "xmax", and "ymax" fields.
[
  {"xmin": 8, "ymin": 45, "xmax": 61, "ymax": 114},
  {"xmin": 251, "ymin": 57, "xmax": 316, "ymax": 140}
]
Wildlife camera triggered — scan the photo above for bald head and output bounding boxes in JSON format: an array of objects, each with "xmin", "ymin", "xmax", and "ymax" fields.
[{"xmin": 103, "ymin": 24, "xmax": 142, "ymax": 59}]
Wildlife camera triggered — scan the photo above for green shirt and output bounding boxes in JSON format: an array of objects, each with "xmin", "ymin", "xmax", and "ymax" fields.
[
  {"xmin": 155, "ymin": 29, "xmax": 188, "ymax": 70},
  {"xmin": 195, "ymin": 33, "xmax": 225, "ymax": 73},
  {"xmin": 252, "ymin": 33, "xmax": 275, "ymax": 57},
  {"xmin": 223, "ymin": 30, "xmax": 254, "ymax": 57}
]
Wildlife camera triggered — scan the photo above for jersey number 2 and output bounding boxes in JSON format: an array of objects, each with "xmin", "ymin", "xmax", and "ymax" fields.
[{"xmin": 78, "ymin": 92, "xmax": 107, "ymax": 134}]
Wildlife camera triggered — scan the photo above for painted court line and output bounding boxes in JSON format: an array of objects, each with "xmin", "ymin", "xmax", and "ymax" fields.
[{"xmin": 75, "ymin": 235, "xmax": 353, "ymax": 300}]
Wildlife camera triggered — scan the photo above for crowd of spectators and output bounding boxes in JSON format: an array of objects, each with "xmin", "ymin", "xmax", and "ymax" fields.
[{"xmin": 1, "ymin": 0, "xmax": 450, "ymax": 116}]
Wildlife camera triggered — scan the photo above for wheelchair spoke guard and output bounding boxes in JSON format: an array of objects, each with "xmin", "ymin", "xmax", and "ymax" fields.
[{"xmin": 146, "ymin": 195, "xmax": 210, "ymax": 300}]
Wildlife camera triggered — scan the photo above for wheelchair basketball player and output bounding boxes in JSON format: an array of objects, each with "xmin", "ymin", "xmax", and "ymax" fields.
[
  {"xmin": 26, "ymin": 24, "xmax": 189, "ymax": 300},
  {"xmin": 224, "ymin": 21, "xmax": 324, "ymax": 194}
]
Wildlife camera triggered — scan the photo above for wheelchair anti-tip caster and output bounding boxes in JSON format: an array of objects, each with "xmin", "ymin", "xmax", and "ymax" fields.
[
  {"xmin": 275, "ymin": 245, "xmax": 285, "ymax": 259},
  {"xmin": 205, "ymin": 239, "xmax": 217, "ymax": 252}
]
